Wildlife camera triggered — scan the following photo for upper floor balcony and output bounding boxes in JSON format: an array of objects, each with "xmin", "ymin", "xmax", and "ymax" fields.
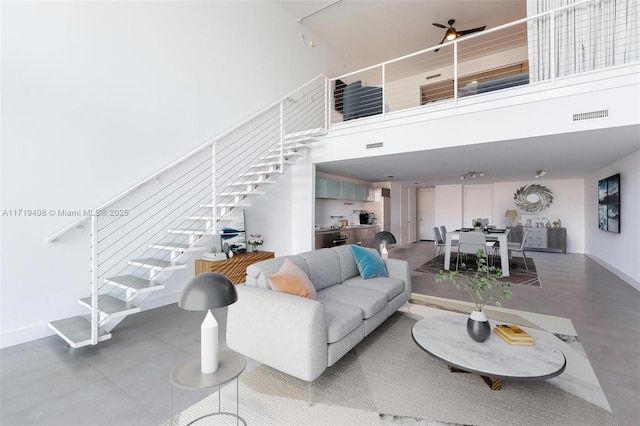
[{"xmin": 324, "ymin": 0, "xmax": 639, "ymax": 138}]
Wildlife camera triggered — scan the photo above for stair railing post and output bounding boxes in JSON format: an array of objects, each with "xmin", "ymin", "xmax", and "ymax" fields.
[
  {"xmin": 90, "ymin": 215, "xmax": 98, "ymax": 345},
  {"xmin": 279, "ymin": 100, "xmax": 285, "ymax": 170},
  {"xmin": 550, "ymin": 9, "xmax": 556, "ymax": 85},
  {"xmin": 453, "ymin": 42, "xmax": 459, "ymax": 104},
  {"xmin": 211, "ymin": 141, "xmax": 217, "ymax": 234},
  {"xmin": 324, "ymin": 76, "xmax": 329, "ymax": 132}
]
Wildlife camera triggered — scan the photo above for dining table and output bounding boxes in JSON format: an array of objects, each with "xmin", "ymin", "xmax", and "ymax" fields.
[{"xmin": 443, "ymin": 229, "xmax": 512, "ymax": 277}]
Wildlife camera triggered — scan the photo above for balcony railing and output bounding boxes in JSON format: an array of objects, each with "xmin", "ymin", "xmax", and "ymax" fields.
[{"xmin": 328, "ymin": 0, "xmax": 639, "ymax": 127}]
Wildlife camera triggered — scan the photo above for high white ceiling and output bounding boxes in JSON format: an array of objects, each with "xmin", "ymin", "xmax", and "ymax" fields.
[
  {"xmin": 279, "ymin": 0, "xmax": 526, "ymax": 70},
  {"xmin": 278, "ymin": 1, "xmax": 639, "ymax": 185}
]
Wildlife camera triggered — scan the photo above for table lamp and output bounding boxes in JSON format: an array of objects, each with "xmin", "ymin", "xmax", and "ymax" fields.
[
  {"xmin": 505, "ymin": 210, "xmax": 518, "ymax": 226},
  {"xmin": 179, "ymin": 272, "xmax": 238, "ymax": 374},
  {"xmin": 374, "ymin": 231, "xmax": 397, "ymax": 259}
]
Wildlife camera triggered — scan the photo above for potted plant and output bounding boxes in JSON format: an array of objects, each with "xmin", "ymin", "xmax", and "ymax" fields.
[
  {"xmin": 473, "ymin": 220, "xmax": 483, "ymax": 231},
  {"xmin": 247, "ymin": 234, "xmax": 264, "ymax": 252},
  {"xmin": 435, "ymin": 249, "xmax": 512, "ymax": 342}
]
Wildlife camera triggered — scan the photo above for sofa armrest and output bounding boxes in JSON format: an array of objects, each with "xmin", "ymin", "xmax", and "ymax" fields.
[
  {"xmin": 226, "ymin": 285, "xmax": 328, "ymax": 382},
  {"xmin": 384, "ymin": 258, "xmax": 412, "ymax": 301}
]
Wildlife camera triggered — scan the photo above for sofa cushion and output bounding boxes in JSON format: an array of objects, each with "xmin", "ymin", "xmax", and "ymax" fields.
[
  {"xmin": 268, "ymin": 274, "xmax": 311, "ymax": 298},
  {"xmin": 351, "ymin": 245, "xmax": 388, "ymax": 279},
  {"xmin": 321, "ymin": 300, "xmax": 363, "ymax": 344},
  {"xmin": 330, "ymin": 245, "xmax": 360, "ymax": 282},
  {"xmin": 298, "ymin": 249, "xmax": 342, "ymax": 291},
  {"xmin": 270, "ymin": 258, "xmax": 317, "ymax": 299},
  {"xmin": 246, "ymin": 256, "xmax": 309, "ymax": 289},
  {"xmin": 342, "ymin": 275, "xmax": 405, "ymax": 301},
  {"xmin": 317, "ymin": 285, "xmax": 387, "ymax": 319}
]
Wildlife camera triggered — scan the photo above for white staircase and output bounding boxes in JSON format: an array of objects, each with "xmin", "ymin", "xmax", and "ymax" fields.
[{"xmin": 47, "ymin": 75, "xmax": 327, "ymax": 348}]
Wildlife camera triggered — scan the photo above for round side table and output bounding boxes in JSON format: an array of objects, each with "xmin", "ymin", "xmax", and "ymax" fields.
[{"xmin": 170, "ymin": 349, "xmax": 247, "ymax": 425}]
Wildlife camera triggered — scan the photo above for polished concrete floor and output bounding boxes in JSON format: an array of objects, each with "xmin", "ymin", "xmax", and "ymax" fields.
[{"xmin": 1, "ymin": 242, "xmax": 639, "ymax": 426}]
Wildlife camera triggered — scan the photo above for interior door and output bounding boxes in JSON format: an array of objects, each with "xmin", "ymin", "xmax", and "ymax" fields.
[
  {"xmin": 463, "ymin": 185, "xmax": 493, "ymax": 226},
  {"xmin": 418, "ymin": 188, "xmax": 436, "ymax": 240}
]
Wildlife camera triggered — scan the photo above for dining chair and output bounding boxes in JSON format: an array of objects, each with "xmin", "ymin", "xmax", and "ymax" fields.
[
  {"xmin": 440, "ymin": 226, "xmax": 458, "ymax": 246},
  {"xmin": 456, "ymin": 231, "xmax": 489, "ymax": 271},
  {"xmin": 433, "ymin": 227, "xmax": 446, "ymax": 258},
  {"xmin": 507, "ymin": 229, "xmax": 530, "ymax": 273}
]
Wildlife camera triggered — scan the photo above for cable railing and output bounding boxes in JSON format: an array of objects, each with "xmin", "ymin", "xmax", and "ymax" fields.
[
  {"xmin": 328, "ymin": 0, "xmax": 639, "ymax": 127},
  {"xmin": 48, "ymin": 74, "xmax": 327, "ymax": 346}
]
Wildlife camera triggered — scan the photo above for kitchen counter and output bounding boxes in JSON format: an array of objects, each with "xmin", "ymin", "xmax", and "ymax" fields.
[
  {"xmin": 315, "ymin": 224, "xmax": 378, "ymax": 234},
  {"xmin": 315, "ymin": 225, "xmax": 380, "ymax": 249}
]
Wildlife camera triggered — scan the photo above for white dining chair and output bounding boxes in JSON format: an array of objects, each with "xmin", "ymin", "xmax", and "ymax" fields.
[
  {"xmin": 433, "ymin": 227, "xmax": 446, "ymax": 258},
  {"xmin": 456, "ymin": 231, "xmax": 489, "ymax": 271},
  {"xmin": 507, "ymin": 229, "xmax": 530, "ymax": 273}
]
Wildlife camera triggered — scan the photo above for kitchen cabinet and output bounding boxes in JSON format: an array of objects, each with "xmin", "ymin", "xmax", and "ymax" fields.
[
  {"xmin": 316, "ymin": 178, "xmax": 326, "ymax": 198},
  {"xmin": 326, "ymin": 179, "xmax": 342, "ymax": 199},
  {"xmin": 354, "ymin": 184, "xmax": 369, "ymax": 201},
  {"xmin": 507, "ymin": 226, "xmax": 566, "ymax": 253},
  {"xmin": 341, "ymin": 182, "xmax": 355, "ymax": 200},
  {"xmin": 315, "ymin": 178, "xmax": 371, "ymax": 201}
]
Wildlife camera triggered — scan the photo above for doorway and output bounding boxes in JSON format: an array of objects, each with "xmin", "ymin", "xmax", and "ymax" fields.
[{"xmin": 417, "ymin": 188, "xmax": 436, "ymax": 240}]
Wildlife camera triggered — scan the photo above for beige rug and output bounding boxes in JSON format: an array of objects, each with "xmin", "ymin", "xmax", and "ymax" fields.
[{"xmin": 165, "ymin": 296, "xmax": 613, "ymax": 425}]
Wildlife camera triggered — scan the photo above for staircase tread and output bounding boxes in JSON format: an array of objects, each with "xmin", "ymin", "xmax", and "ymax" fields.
[
  {"xmin": 167, "ymin": 228, "xmax": 214, "ymax": 235},
  {"xmin": 227, "ymin": 180, "xmax": 276, "ymax": 185},
  {"xmin": 105, "ymin": 275, "xmax": 165, "ymax": 291},
  {"xmin": 48, "ymin": 316, "xmax": 111, "ymax": 348},
  {"xmin": 78, "ymin": 295, "xmax": 139, "ymax": 315},
  {"xmin": 129, "ymin": 258, "xmax": 186, "ymax": 268}
]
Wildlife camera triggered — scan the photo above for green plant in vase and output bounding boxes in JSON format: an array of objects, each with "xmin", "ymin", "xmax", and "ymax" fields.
[{"xmin": 435, "ymin": 249, "xmax": 512, "ymax": 342}]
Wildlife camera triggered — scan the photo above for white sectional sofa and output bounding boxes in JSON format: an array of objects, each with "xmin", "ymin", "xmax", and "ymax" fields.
[{"xmin": 226, "ymin": 245, "xmax": 412, "ymax": 382}]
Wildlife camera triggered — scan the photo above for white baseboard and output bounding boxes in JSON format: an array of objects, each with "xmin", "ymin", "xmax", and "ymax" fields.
[
  {"xmin": 1, "ymin": 324, "xmax": 55, "ymax": 349},
  {"xmin": 586, "ymin": 253, "xmax": 640, "ymax": 292},
  {"xmin": 0, "ymin": 290, "xmax": 183, "ymax": 349}
]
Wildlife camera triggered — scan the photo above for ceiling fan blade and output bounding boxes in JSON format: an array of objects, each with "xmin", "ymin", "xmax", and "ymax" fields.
[
  {"xmin": 434, "ymin": 34, "xmax": 447, "ymax": 52},
  {"xmin": 432, "ymin": 22, "xmax": 446, "ymax": 29},
  {"xmin": 457, "ymin": 26, "xmax": 487, "ymax": 37}
]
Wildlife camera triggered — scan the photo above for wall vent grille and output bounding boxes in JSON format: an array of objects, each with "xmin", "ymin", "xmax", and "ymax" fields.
[
  {"xmin": 573, "ymin": 110, "xmax": 609, "ymax": 121},
  {"xmin": 366, "ymin": 142, "xmax": 384, "ymax": 149}
]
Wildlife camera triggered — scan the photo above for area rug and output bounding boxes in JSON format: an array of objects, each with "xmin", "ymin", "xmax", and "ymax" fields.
[
  {"xmin": 165, "ymin": 296, "xmax": 613, "ymax": 426},
  {"xmin": 415, "ymin": 254, "xmax": 541, "ymax": 287}
]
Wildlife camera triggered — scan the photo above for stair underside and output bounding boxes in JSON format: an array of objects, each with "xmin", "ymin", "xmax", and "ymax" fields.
[
  {"xmin": 78, "ymin": 294, "xmax": 140, "ymax": 318},
  {"xmin": 149, "ymin": 242, "xmax": 206, "ymax": 252},
  {"xmin": 48, "ymin": 316, "xmax": 111, "ymax": 348}
]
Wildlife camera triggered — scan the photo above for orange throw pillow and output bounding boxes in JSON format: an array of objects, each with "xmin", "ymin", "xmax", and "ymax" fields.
[{"xmin": 267, "ymin": 274, "xmax": 311, "ymax": 298}]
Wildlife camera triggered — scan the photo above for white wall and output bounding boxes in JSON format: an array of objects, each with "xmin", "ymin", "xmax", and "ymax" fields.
[
  {"xmin": 0, "ymin": 1, "xmax": 343, "ymax": 347},
  {"xmin": 585, "ymin": 149, "xmax": 640, "ymax": 290},
  {"xmin": 435, "ymin": 184, "xmax": 464, "ymax": 233},
  {"xmin": 493, "ymin": 179, "xmax": 585, "ymax": 253}
]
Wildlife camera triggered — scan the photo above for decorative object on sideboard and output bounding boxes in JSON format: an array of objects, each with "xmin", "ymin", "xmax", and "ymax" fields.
[
  {"xmin": 373, "ymin": 231, "xmax": 396, "ymax": 259},
  {"xmin": 505, "ymin": 210, "xmax": 518, "ymax": 226},
  {"xmin": 513, "ymin": 184, "xmax": 553, "ymax": 212},
  {"xmin": 435, "ymin": 249, "xmax": 512, "ymax": 342},
  {"xmin": 598, "ymin": 173, "xmax": 620, "ymax": 233},
  {"xmin": 247, "ymin": 234, "xmax": 264, "ymax": 252},
  {"xmin": 179, "ymin": 272, "xmax": 238, "ymax": 373}
]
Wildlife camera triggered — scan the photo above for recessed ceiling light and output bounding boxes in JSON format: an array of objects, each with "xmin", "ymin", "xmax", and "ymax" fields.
[{"xmin": 387, "ymin": 175, "xmax": 394, "ymax": 178}]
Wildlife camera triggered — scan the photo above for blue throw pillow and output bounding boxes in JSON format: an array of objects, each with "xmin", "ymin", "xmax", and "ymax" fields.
[{"xmin": 351, "ymin": 245, "xmax": 388, "ymax": 280}]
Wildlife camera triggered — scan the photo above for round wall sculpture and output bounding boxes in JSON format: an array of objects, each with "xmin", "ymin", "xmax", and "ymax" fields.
[{"xmin": 513, "ymin": 184, "xmax": 554, "ymax": 212}]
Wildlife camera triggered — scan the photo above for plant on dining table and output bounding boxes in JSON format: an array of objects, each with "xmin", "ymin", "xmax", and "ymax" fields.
[{"xmin": 435, "ymin": 249, "xmax": 512, "ymax": 312}]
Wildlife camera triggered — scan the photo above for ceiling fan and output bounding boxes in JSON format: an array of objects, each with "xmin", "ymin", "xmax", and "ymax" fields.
[{"xmin": 432, "ymin": 19, "xmax": 486, "ymax": 52}]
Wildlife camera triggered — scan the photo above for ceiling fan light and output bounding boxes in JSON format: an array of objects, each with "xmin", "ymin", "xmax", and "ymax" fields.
[{"xmin": 446, "ymin": 31, "xmax": 457, "ymax": 41}]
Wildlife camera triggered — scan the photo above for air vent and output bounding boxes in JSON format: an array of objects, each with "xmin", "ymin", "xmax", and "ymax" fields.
[
  {"xmin": 573, "ymin": 110, "xmax": 609, "ymax": 122},
  {"xmin": 426, "ymin": 73, "xmax": 442, "ymax": 80},
  {"xmin": 366, "ymin": 142, "xmax": 384, "ymax": 149}
]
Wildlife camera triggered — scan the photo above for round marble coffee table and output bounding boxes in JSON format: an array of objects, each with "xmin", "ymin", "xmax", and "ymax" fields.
[{"xmin": 412, "ymin": 314, "xmax": 566, "ymax": 390}]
